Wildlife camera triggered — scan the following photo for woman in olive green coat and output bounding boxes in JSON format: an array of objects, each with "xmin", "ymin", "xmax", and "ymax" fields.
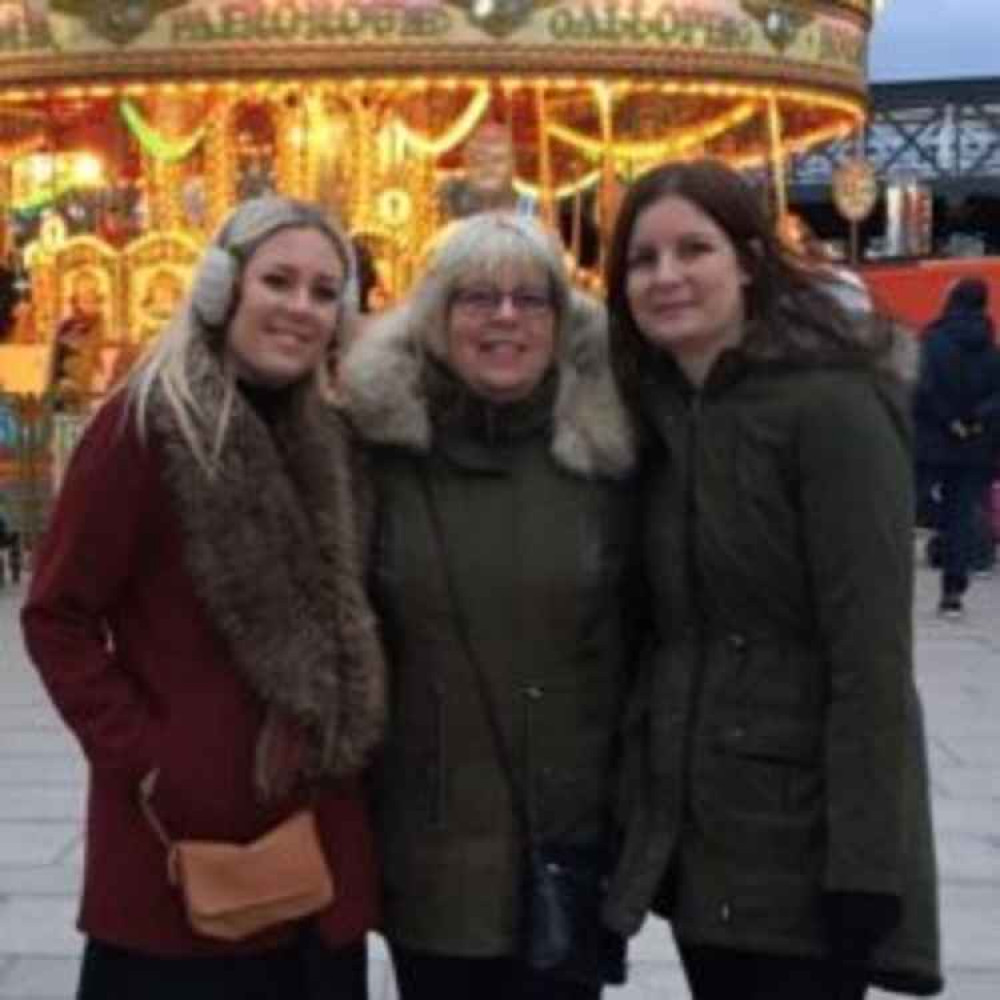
[
  {"xmin": 602, "ymin": 160, "xmax": 942, "ymax": 999},
  {"xmin": 339, "ymin": 213, "xmax": 638, "ymax": 1000}
]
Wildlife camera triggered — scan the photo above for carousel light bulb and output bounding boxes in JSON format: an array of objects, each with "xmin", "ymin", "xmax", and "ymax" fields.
[
  {"xmin": 73, "ymin": 153, "xmax": 104, "ymax": 186},
  {"xmin": 29, "ymin": 154, "xmax": 55, "ymax": 187}
]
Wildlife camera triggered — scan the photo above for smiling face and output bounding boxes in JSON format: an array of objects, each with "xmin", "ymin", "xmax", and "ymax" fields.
[
  {"xmin": 625, "ymin": 194, "xmax": 749, "ymax": 378},
  {"xmin": 445, "ymin": 265, "xmax": 556, "ymax": 404},
  {"xmin": 225, "ymin": 226, "xmax": 345, "ymax": 388}
]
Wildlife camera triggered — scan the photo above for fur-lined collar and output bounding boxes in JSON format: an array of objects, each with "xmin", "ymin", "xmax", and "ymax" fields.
[
  {"xmin": 148, "ymin": 340, "xmax": 386, "ymax": 797},
  {"xmin": 339, "ymin": 292, "xmax": 636, "ymax": 479},
  {"xmin": 736, "ymin": 321, "xmax": 919, "ymax": 385}
]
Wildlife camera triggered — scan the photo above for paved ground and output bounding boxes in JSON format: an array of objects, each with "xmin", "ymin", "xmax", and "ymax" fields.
[{"xmin": 1, "ymin": 556, "xmax": 998, "ymax": 998}]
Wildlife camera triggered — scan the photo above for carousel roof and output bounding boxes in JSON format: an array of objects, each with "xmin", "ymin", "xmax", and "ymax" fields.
[
  {"xmin": 0, "ymin": 2, "xmax": 880, "ymax": 220},
  {"xmin": 0, "ymin": 1, "xmax": 873, "ymax": 96}
]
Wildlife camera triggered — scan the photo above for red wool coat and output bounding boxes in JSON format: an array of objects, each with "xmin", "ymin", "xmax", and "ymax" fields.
[{"xmin": 21, "ymin": 395, "xmax": 379, "ymax": 956}]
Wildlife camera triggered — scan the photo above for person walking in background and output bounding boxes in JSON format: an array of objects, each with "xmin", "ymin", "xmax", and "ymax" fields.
[
  {"xmin": 914, "ymin": 277, "xmax": 1000, "ymax": 618},
  {"xmin": 21, "ymin": 196, "xmax": 386, "ymax": 1000},
  {"xmin": 602, "ymin": 160, "xmax": 941, "ymax": 1000},
  {"xmin": 339, "ymin": 212, "xmax": 637, "ymax": 1000}
]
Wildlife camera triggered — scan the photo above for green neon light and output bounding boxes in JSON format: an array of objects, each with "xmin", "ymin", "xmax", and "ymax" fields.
[{"xmin": 119, "ymin": 99, "xmax": 205, "ymax": 163}]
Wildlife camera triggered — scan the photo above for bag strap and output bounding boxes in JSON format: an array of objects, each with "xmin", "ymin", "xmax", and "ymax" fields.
[
  {"xmin": 415, "ymin": 468, "xmax": 536, "ymax": 843},
  {"xmin": 138, "ymin": 769, "xmax": 173, "ymax": 850}
]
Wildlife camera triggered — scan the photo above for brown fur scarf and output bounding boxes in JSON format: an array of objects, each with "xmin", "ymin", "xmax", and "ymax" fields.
[{"xmin": 148, "ymin": 340, "xmax": 386, "ymax": 799}]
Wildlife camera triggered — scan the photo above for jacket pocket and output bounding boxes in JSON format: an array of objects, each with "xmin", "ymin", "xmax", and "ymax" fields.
[
  {"xmin": 709, "ymin": 717, "xmax": 823, "ymax": 818},
  {"xmin": 714, "ymin": 717, "xmax": 820, "ymax": 765}
]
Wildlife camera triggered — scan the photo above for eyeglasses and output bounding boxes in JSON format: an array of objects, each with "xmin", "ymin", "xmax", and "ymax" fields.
[{"xmin": 451, "ymin": 286, "xmax": 554, "ymax": 318}]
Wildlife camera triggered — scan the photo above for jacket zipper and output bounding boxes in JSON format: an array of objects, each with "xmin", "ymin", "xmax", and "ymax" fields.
[{"xmin": 682, "ymin": 388, "xmax": 709, "ymax": 795}]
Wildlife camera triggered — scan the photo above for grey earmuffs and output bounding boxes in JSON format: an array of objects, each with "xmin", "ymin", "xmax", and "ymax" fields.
[{"xmin": 190, "ymin": 244, "xmax": 240, "ymax": 328}]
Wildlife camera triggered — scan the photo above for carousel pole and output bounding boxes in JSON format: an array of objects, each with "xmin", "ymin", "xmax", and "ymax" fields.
[
  {"xmin": 594, "ymin": 82, "xmax": 616, "ymax": 269},
  {"xmin": 850, "ymin": 127, "xmax": 866, "ymax": 267},
  {"xmin": 535, "ymin": 82, "xmax": 556, "ymax": 230},
  {"xmin": 0, "ymin": 164, "xmax": 11, "ymax": 259},
  {"xmin": 571, "ymin": 188, "xmax": 583, "ymax": 273},
  {"xmin": 275, "ymin": 86, "xmax": 310, "ymax": 198},
  {"xmin": 203, "ymin": 92, "xmax": 238, "ymax": 235},
  {"xmin": 766, "ymin": 93, "xmax": 788, "ymax": 222},
  {"xmin": 302, "ymin": 88, "xmax": 325, "ymax": 206},
  {"xmin": 348, "ymin": 87, "xmax": 375, "ymax": 223},
  {"xmin": 145, "ymin": 92, "xmax": 187, "ymax": 232}
]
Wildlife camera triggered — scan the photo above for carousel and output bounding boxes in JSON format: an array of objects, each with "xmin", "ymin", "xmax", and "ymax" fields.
[{"xmin": 0, "ymin": 0, "xmax": 878, "ymax": 405}]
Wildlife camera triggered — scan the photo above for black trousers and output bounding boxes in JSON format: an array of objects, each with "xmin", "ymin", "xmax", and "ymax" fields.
[
  {"xmin": 77, "ymin": 932, "xmax": 367, "ymax": 1000},
  {"xmin": 678, "ymin": 944, "xmax": 868, "ymax": 1000},
  {"xmin": 390, "ymin": 944, "xmax": 602, "ymax": 1000},
  {"xmin": 932, "ymin": 465, "xmax": 994, "ymax": 595}
]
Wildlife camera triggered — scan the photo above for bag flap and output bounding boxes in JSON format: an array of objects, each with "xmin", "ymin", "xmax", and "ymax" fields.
[{"xmin": 173, "ymin": 811, "xmax": 334, "ymax": 917}]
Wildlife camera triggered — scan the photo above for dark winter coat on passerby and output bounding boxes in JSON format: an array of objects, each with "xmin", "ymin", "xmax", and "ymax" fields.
[
  {"xmin": 340, "ymin": 298, "xmax": 638, "ymax": 956},
  {"xmin": 602, "ymin": 342, "xmax": 942, "ymax": 996},
  {"xmin": 21, "ymin": 353, "xmax": 386, "ymax": 957},
  {"xmin": 914, "ymin": 306, "xmax": 1000, "ymax": 469}
]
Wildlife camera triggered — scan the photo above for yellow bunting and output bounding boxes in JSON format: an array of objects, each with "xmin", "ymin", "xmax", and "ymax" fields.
[
  {"xmin": 392, "ymin": 85, "xmax": 490, "ymax": 158},
  {"xmin": 514, "ymin": 170, "xmax": 600, "ymax": 202},
  {"xmin": 547, "ymin": 102, "xmax": 760, "ymax": 163}
]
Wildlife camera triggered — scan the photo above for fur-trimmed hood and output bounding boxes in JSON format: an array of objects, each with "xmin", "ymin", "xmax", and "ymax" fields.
[
  {"xmin": 743, "ymin": 291, "xmax": 921, "ymax": 385},
  {"xmin": 339, "ymin": 291, "xmax": 636, "ymax": 479}
]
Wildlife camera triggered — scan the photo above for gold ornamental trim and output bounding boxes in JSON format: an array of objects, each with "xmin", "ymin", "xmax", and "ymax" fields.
[{"xmin": 0, "ymin": 43, "xmax": 868, "ymax": 101}]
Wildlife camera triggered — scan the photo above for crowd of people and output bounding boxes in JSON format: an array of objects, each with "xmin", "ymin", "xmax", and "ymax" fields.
[{"xmin": 18, "ymin": 157, "xmax": 973, "ymax": 1000}]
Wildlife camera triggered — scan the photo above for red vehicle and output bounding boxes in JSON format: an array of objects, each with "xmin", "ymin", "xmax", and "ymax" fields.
[{"xmin": 862, "ymin": 257, "xmax": 1000, "ymax": 334}]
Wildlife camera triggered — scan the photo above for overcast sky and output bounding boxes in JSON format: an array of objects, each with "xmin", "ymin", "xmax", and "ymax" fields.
[{"xmin": 868, "ymin": 0, "xmax": 997, "ymax": 82}]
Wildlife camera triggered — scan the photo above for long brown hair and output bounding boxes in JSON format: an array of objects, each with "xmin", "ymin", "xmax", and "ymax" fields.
[{"xmin": 605, "ymin": 159, "xmax": 892, "ymax": 392}]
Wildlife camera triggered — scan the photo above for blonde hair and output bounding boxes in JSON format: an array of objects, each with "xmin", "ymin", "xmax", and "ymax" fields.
[
  {"xmin": 403, "ymin": 212, "xmax": 572, "ymax": 361},
  {"xmin": 127, "ymin": 196, "xmax": 358, "ymax": 472}
]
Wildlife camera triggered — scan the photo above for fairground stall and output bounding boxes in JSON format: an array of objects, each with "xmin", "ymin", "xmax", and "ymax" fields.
[{"xmin": 0, "ymin": 0, "xmax": 877, "ymax": 535}]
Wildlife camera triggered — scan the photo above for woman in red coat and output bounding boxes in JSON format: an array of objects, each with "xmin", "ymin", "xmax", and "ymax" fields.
[{"xmin": 21, "ymin": 196, "xmax": 387, "ymax": 999}]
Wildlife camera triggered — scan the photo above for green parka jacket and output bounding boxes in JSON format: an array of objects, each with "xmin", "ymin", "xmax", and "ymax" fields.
[
  {"xmin": 340, "ymin": 296, "xmax": 639, "ymax": 956},
  {"xmin": 603, "ymin": 346, "xmax": 942, "ymax": 996}
]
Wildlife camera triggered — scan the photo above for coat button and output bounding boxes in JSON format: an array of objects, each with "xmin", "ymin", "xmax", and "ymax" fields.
[
  {"xmin": 720, "ymin": 902, "xmax": 732, "ymax": 923},
  {"xmin": 725, "ymin": 725, "xmax": 746, "ymax": 743},
  {"xmin": 524, "ymin": 685, "xmax": 543, "ymax": 700},
  {"xmin": 727, "ymin": 633, "xmax": 747, "ymax": 651}
]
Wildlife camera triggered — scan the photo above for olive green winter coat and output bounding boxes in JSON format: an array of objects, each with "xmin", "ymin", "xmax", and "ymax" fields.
[
  {"xmin": 603, "ymin": 349, "xmax": 942, "ymax": 996},
  {"xmin": 340, "ymin": 298, "xmax": 638, "ymax": 956}
]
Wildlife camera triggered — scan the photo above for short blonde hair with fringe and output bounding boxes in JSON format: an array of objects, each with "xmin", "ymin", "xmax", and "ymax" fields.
[{"xmin": 405, "ymin": 212, "xmax": 573, "ymax": 362}]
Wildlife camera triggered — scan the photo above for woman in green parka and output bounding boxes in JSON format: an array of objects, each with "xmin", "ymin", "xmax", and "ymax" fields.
[
  {"xmin": 601, "ymin": 160, "xmax": 942, "ymax": 999},
  {"xmin": 338, "ymin": 213, "xmax": 638, "ymax": 999}
]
